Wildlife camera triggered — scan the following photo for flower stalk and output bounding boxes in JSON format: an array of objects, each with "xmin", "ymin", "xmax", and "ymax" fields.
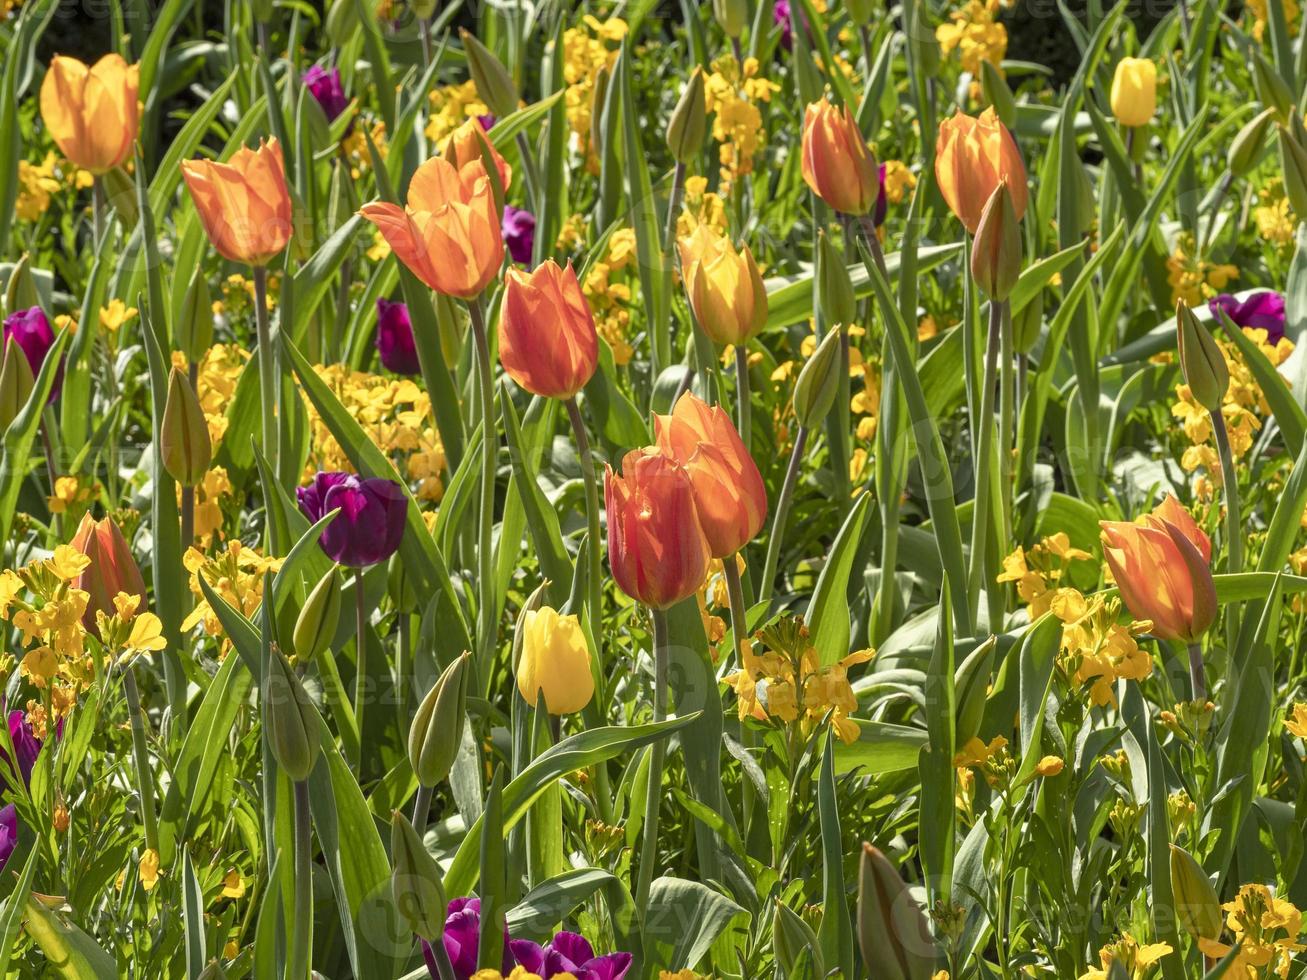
[
  {"xmin": 635, "ymin": 606, "xmax": 670, "ymax": 915},
  {"xmin": 566, "ymin": 397, "xmax": 603, "ymax": 632},
  {"xmin": 468, "ymin": 297, "xmax": 498, "ymax": 673}
]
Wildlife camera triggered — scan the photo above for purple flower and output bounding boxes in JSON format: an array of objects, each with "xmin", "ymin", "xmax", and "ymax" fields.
[
  {"xmin": 874, "ymin": 163, "xmax": 888, "ymax": 228},
  {"xmin": 441, "ymin": 897, "xmax": 513, "ymax": 980},
  {"xmin": 296, "ymin": 472, "xmax": 407, "ymax": 567},
  {"xmin": 1, "ymin": 711, "xmax": 41, "ymax": 796},
  {"xmin": 1209, "ymin": 291, "xmax": 1287, "ymax": 344},
  {"xmin": 375, "ymin": 299, "xmax": 421, "ymax": 376},
  {"xmin": 3, "ymin": 307, "xmax": 61, "ymax": 399},
  {"xmin": 510, "ymin": 931, "xmax": 633, "ymax": 980},
  {"xmin": 0, "ymin": 805, "xmax": 15, "ymax": 871},
  {"xmin": 502, "ymin": 206, "xmax": 536, "ymax": 264},
  {"xmin": 303, "ymin": 65, "xmax": 350, "ymax": 123},
  {"xmin": 477, "ymin": 114, "xmax": 497, "ymax": 132}
]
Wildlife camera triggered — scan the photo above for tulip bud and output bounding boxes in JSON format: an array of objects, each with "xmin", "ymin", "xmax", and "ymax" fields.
[
  {"xmin": 1279, "ymin": 125, "xmax": 1307, "ymax": 220},
  {"xmin": 712, "ymin": 0, "xmax": 749, "ymax": 36},
  {"xmin": 971, "ymin": 181, "xmax": 1022, "ymax": 301},
  {"xmin": 1012, "ymin": 288, "xmax": 1044, "ymax": 354},
  {"xmin": 772, "ymin": 900, "xmax": 824, "ymax": 976},
  {"xmin": 590, "ymin": 64, "xmax": 612, "ymax": 161},
  {"xmin": 408, "ymin": 652, "xmax": 471, "ymax": 788},
  {"xmin": 391, "ymin": 811, "xmax": 447, "ymax": 941},
  {"xmin": 1176, "ymin": 301, "xmax": 1229, "ymax": 413},
  {"xmin": 161, "ymin": 367, "xmax": 212, "ymax": 487},
  {"xmin": 460, "ymin": 30, "xmax": 519, "ymax": 119},
  {"xmin": 3, "ymin": 254, "xmax": 38, "ymax": 317},
  {"xmin": 953, "ymin": 635, "xmax": 997, "ymax": 746},
  {"xmin": 980, "ymin": 60, "xmax": 1016, "ymax": 131},
  {"xmin": 1254, "ymin": 53, "xmax": 1295, "ymax": 122},
  {"xmin": 293, "ymin": 566, "xmax": 341, "ymax": 663},
  {"xmin": 412, "ymin": 0, "xmax": 437, "ymax": 17},
  {"xmin": 70, "ymin": 513, "xmax": 147, "ymax": 629},
  {"xmin": 816, "ymin": 230, "xmax": 856, "ymax": 329},
  {"xmin": 324, "ymin": 0, "xmax": 359, "ymax": 48},
  {"xmin": 1170, "ymin": 844, "xmax": 1222, "ymax": 941},
  {"xmin": 265, "ymin": 649, "xmax": 321, "ymax": 782},
  {"xmin": 848, "ymin": 0, "xmax": 876, "ymax": 24},
  {"xmin": 251, "ymin": 0, "xmax": 274, "ymax": 24},
  {"xmin": 666, "ymin": 68, "xmax": 707, "ymax": 164},
  {"xmin": 793, "ymin": 327, "xmax": 843, "ymax": 429},
  {"xmin": 1109, "ymin": 57, "xmax": 1157, "ymax": 128},
  {"xmin": 857, "ymin": 843, "xmax": 937, "ymax": 980},
  {"xmin": 176, "ymin": 269, "xmax": 213, "ymax": 364},
  {"xmin": 1228, "ymin": 107, "xmax": 1276, "ymax": 179},
  {"xmin": 0, "ymin": 337, "xmax": 35, "ymax": 431}
]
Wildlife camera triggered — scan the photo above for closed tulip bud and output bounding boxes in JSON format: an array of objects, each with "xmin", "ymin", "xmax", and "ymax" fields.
[
  {"xmin": 666, "ymin": 68, "xmax": 708, "ymax": 164},
  {"xmin": 498, "ymin": 260, "xmax": 599, "ymax": 399},
  {"xmin": 713, "ymin": 0, "xmax": 749, "ymax": 36},
  {"xmin": 801, "ymin": 100, "xmax": 878, "ymax": 216},
  {"xmin": 1278, "ymin": 125, "xmax": 1307, "ymax": 220},
  {"xmin": 1012, "ymin": 288, "xmax": 1044, "ymax": 354},
  {"xmin": 360, "ymin": 156, "xmax": 504, "ymax": 300},
  {"xmin": 953, "ymin": 635, "xmax": 996, "ymax": 746},
  {"xmin": 935, "ymin": 108, "xmax": 1028, "ymax": 235},
  {"xmin": 460, "ymin": 29, "xmax": 519, "ymax": 118},
  {"xmin": 1170, "ymin": 844, "xmax": 1222, "ymax": 941},
  {"xmin": 980, "ymin": 60, "xmax": 1016, "ymax": 130},
  {"xmin": 391, "ymin": 811, "xmax": 447, "ymax": 941},
  {"xmin": 654, "ymin": 391, "xmax": 767, "ymax": 558},
  {"xmin": 848, "ymin": 0, "xmax": 876, "ymax": 24},
  {"xmin": 970, "ymin": 181, "xmax": 1022, "ymax": 301},
  {"xmin": 678, "ymin": 226, "xmax": 768, "ymax": 346},
  {"xmin": 516, "ymin": 606, "xmax": 595, "ymax": 714},
  {"xmin": 1176, "ymin": 301, "xmax": 1229, "ymax": 413},
  {"xmin": 293, "ymin": 566, "xmax": 341, "ymax": 663},
  {"xmin": 1228, "ymin": 108, "xmax": 1276, "ymax": 178},
  {"xmin": 39, "ymin": 54, "xmax": 139, "ymax": 175},
  {"xmin": 325, "ymin": 0, "xmax": 360, "ymax": 55},
  {"xmin": 176, "ymin": 269, "xmax": 213, "ymax": 364},
  {"xmin": 793, "ymin": 327, "xmax": 843, "ymax": 429},
  {"xmin": 408, "ymin": 652, "xmax": 471, "ymax": 788},
  {"xmin": 412, "ymin": 0, "xmax": 438, "ymax": 17},
  {"xmin": 182, "ymin": 140, "xmax": 292, "ymax": 267},
  {"xmin": 251, "ymin": 0, "xmax": 274, "ymax": 23},
  {"xmin": 265, "ymin": 649, "xmax": 321, "ymax": 782},
  {"xmin": 0, "ymin": 338, "xmax": 35, "ymax": 432},
  {"xmin": 590, "ymin": 64, "xmax": 612, "ymax": 160},
  {"xmin": 1254, "ymin": 53, "xmax": 1295, "ymax": 122},
  {"xmin": 161, "ymin": 367, "xmax": 211, "ymax": 487},
  {"xmin": 3, "ymin": 254, "xmax": 38, "ymax": 316},
  {"xmin": 857, "ymin": 843, "xmax": 937, "ymax": 980},
  {"xmin": 816, "ymin": 231, "xmax": 856, "ymax": 328},
  {"xmin": 70, "ymin": 513, "xmax": 146, "ymax": 629},
  {"xmin": 1100, "ymin": 495, "xmax": 1216, "ymax": 643},
  {"xmin": 605, "ymin": 450, "xmax": 712, "ymax": 609},
  {"xmin": 1109, "ymin": 57, "xmax": 1157, "ymax": 128}
]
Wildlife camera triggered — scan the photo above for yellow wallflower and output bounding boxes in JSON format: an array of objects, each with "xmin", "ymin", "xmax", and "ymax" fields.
[
  {"xmin": 882, "ymin": 160, "xmax": 917, "ymax": 204},
  {"xmin": 182, "ymin": 541, "xmax": 283, "ymax": 647},
  {"xmin": 16, "ymin": 153, "xmax": 63, "ymax": 222},
  {"xmin": 1285, "ymin": 703, "xmax": 1307, "ymax": 739},
  {"xmin": 581, "ymin": 228, "xmax": 639, "ymax": 365},
  {"xmin": 702, "ymin": 55, "xmax": 779, "ymax": 190},
  {"xmin": 1079, "ymin": 933, "xmax": 1173, "ymax": 980},
  {"xmin": 139, "ymin": 849, "xmax": 161, "ymax": 891},
  {"xmin": 47, "ymin": 475, "xmax": 93, "ymax": 515},
  {"xmin": 220, "ymin": 869, "xmax": 246, "ymax": 899},
  {"xmin": 937, "ymin": 0, "xmax": 1008, "ymax": 77},
  {"xmin": 98, "ymin": 299, "xmax": 138, "ymax": 332},
  {"xmin": 1197, "ymin": 884, "xmax": 1305, "ymax": 978}
]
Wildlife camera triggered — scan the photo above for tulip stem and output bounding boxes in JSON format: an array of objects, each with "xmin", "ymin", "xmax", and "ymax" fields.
[
  {"xmin": 759, "ymin": 425, "xmax": 809, "ymax": 605},
  {"xmin": 412, "ymin": 782, "xmax": 433, "ymax": 838},
  {"xmin": 418, "ymin": 17, "xmax": 434, "ymax": 68},
  {"xmin": 733, "ymin": 343, "xmax": 752, "ymax": 449},
  {"xmin": 635, "ymin": 606, "xmax": 670, "ymax": 917},
  {"xmin": 1198, "ymin": 172, "xmax": 1232, "ymax": 257},
  {"xmin": 354, "ymin": 566, "xmax": 367, "ymax": 771},
  {"xmin": 514, "ymin": 133, "xmax": 543, "ymax": 226},
  {"xmin": 1187, "ymin": 642, "xmax": 1207, "ymax": 703},
  {"xmin": 422, "ymin": 938, "xmax": 457, "ymax": 980},
  {"xmin": 252, "ymin": 266, "xmax": 278, "ymax": 475},
  {"xmin": 566, "ymin": 397, "xmax": 603, "ymax": 634},
  {"xmin": 91, "ymin": 176, "xmax": 105, "ymax": 247},
  {"xmin": 967, "ymin": 300, "xmax": 1005, "ymax": 626},
  {"xmin": 1211, "ymin": 411, "xmax": 1242, "ymax": 576},
  {"xmin": 722, "ymin": 553, "xmax": 749, "ymax": 670},
  {"xmin": 663, "ymin": 159, "xmax": 688, "ymax": 372},
  {"xmin": 289, "ymin": 778, "xmax": 313, "ymax": 980},
  {"xmin": 122, "ymin": 665, "xmax": 160, "ymax": 855},
  {"xmin": 467, "ymin": 298, "xmax": 498, "ymax": 676}
]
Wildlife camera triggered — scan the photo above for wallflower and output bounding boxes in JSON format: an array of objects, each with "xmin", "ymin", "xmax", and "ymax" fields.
[
  {"xmin": 702, "ymin": 55, "xmax": 779, "ymax": 190},
  {"xmin": 47, "ymin": 475, "xmax": 92, "ymax": 516},
  {"xmin": 1054, "ymin": 592, "xmax": 1154, "ymax": 706},
  {"xmin": 1078, "ymin": 933, "xmax": 1173, "ymax": 980},
  {"xmin": 581, "ymin": 228, "xmax": 638, "ymax": 365},
  {"xmin": 424, "ymin": 80, "xmax": 490, "ymax": 144},
  {"xmin": 881, "ymin": 160, "xmax": 917, "ymax": 204},
  {"xmin": 1286, "ymin": 703, "xmax": 1307, "ymax": 738},
  {"xmin": 561, "ymin": 17, "xmax": 627, "ymax": 172},
  {"xmin": 936, "ymin": 0, "xmax": 1008, "ymax": 78},
  {"xmin": 182, "ymin": 541, "xmax": 283, "ymax": 648},
  {"xmin": 94, "ymin": 592, "xmax": 167, "ymax": 665},
  {"xmin": 1254, "ymin": 183, "xmax": 1296, "ymax": 245},
  {"xmin": 16, "ymin": 153, "xmax": 63, "ymax": 223},
  {"xmin": 1197, "ymin": 884, "xmax": 1305, "ymax": 978},
  {"xmin": 1245, "ymin": 0, "xmax": 1299, "ymax": 40},
  {"xmin": 1167, "ymin": 238, "xmax": 1239, "ymax": 306},
  {"xmin": 997, "ymin": 532, "xmax": 1093, "ymax": 618},
  {"xmin": 675, "ymin": 175, "xmax": 729, "ymax": 238},
  {"xmin": 98, "ymin": 300, "xmax": 137, "ymax": 333}
]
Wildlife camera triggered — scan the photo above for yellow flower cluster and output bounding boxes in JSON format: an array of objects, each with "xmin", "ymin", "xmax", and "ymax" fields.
[
  {"xmin": 675, "ymin": 175, "xmax": 729, "ymax": 238},
  {"xmin": 1255, "ymin": 183, "xmax": 1297, "ymax": 245},
  {"xmin": 580, "ymin": 228, "xmax": 639, "ymax": 365},
  {"xmin": 15, "ymin": 151, "xmax": 90, "ymax": 222},
  {"xmin": 1167, "ymin": 240, "xmax": 1239, "ymax": 306},
  {"xmin": 723, "ymin": 615, "xmax": 872, "ymax": 744},
  {"xmin": 341, "ymin": 119, "xmax": 388, "ymax": 180},
  {"xmin": 997, "ymin": 532, "xmax": 1092, "ymax": 618},
  {"xmin": 561, "ymin": 16, "xmax": 628, "ymax": 173},
  {"xmin": 182, "ymin": 541, "xmax": 282, "ymax": 646},
  {"xmin": 881, "ymin": 160, "xmax": 917, "ymax": 204},
  {"xmin": 1197, "ymin": 884, "xmax": 1305, "ymax": 978},
  {"xmin": 48, "ymin": 474, "xmax": 93, "ymax": 516},
  {"xmin": 424, "ymin": 79, "xmax": 490, "ymax": 144},
  {"xmin": 1078, "ymin": 933, "xmax": 1173, "ymax": 980},
  {"xmin": 1286, "ymin": 703, "xmax": 1307, "ymax": 738},
  {"xmin": 173, "ymin": 343, "xmax": 248, "ymax": 451},
  {"xmin": 702, "ymin": 54, "xmax": 780, "ymax": 191},
  {"xmin": 1246, "ymin": 0, "xmax": 1300, "ymax": 40},
  {"xmin": 936, "ymin": 0, "xmax": 1008, "ymax": 78}
]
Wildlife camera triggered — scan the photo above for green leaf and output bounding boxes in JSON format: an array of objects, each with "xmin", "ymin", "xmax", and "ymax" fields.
[
  {"xmin": 816, "ymin": 736, "xmax": 855, "ymax": 979},
  {"xmin": 645, "ymin": 876, "xmax": 746, "ymax": 972},
  {"xmin": 1217, "ymin": 308, "xmax": 1306, "ymax": 456},
  {"xmin": 809, "ymin": 494, "xmax": 871, "ymax": 666},
  {"xmin": 0, "ymin": 846, "xmax": 38, "ymax": 977},
  {"xmin": 22, "ymin": 898, "xmax": 117, "ymax": 979},
  {"xmin": 833, "ymin": 721, "xmax": 928, "ymax": 774}
]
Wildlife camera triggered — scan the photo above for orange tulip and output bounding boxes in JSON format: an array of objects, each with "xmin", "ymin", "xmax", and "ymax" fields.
[
  {"xmin": 1100, "ymin": 495, "xmax": 1216, "ymax": 643},
  {"xmin": 442, "ymin": 119, "xmax": 512, "ymax": 197},
  {"xmin": 359, "ymin": 156, "xmax": 504, "ymax": 300},
  {"xmin": 605, "ymin": 449, "xmax": 711, "ymax": 609},
  {"xmin": 70, "ymin": 513, "xmax": 147, "ymax": 631},
  {"xmin": 39, "ymin": 54, "xmax": 139, "ymax": 174},
  {"xmin": 654, "ymin": 392, "xmax": 767, "ymax": 558},
  {"xmin": 678, "ymin": 225, "xmax": 767, "ymax": 346},
  {"xmin": 800, "ymin": 100, "xmax": 878, "ymax": 216},
  {"xmin": 935, "ymin": 108, "xmax": 1028, "ymax": 235},
  {"xmin": 181, "ymin": 139, "xmax": 292, "ymax": 266},
  {"xmin": 498, "ymin": 259, "xmax": 598, "ymax": 399}
]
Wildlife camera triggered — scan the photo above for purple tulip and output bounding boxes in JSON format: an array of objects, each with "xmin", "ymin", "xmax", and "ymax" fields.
[
  {"xmin": 440, "ymin": 897, "xmax": 513, "ymax": 980},
  {"xmin": 0, "ymin": 805, "xmax": 15, "ymax": 871},
  {"xmin": 375, "ymin": 299, "xmax": 421, "ymax": 376},
  {"xmin": 874, "ymin": 163, "xmax": 889, "ymax": 228},
  {"xmin": 303, "ymin": 65, "xmax": 350, "ymax": 123},
  {"xmin": 477, "ymin": 114, "xmax": 497, "ymax": 132},
  {"xmin": 1209, "ymin": 291, "xmax": 1287, "ymax": 344},
  {"xmin": 510, "ymin": 931, "xmax": 633, "ymax": 980},
  {"xmin": 296, "ymin": 472, "xmax": 407, "ymax": 567},
  {"xmin": 3, "ymin": 307, "xmax": 61, "ymax": 399},
  {"xmin": 1, "ymin": 711, "xmax": 41, "ymax": 795},
  {"xmin": 502, "ymin": 206, "xmax": 536, "ymax": 264}
]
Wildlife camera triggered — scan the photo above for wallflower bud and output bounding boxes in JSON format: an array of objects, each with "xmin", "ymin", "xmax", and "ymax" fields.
[
  {"xmin": 857, "ymin": 843, "xmax": 937, "ymax": 980},
  {"xmin": 980, "ymin": 60, "xmax": 1016, "ymax": 130},
  {"xmin": 713, "ymin": 0, "xmax": 749, "ymax": 36},
  {"xmin": 1170, "ymin": 844, "xmax": 1222, "ymax": 941},
  {"xmin": 264, "ymin": 649, "xmax": 321, "ymax": 782},
  {"xmin": 161, "ymin": 367, "xmax": 212, "ymax": 487},
  {"xmin": 391, "ymin": 811, "xmax": 447, "ymax": 941},
  {"xmin": 176, "ymin": 269, "xmax": 213, "ymax": 364},
  {"xmin": 801, "ymin": 100, "xmax": 878, "ymax": 216},
  {"xmin": 666, "ymin": 68, "xmax": 707, "ymax": 164},
  {"xmin": 792, "ymin": 328, "xmax": 843, "ymax": 429},
  {"xmin": 817, "ymin": 230, "xmax": 856, "ymax": 328},
  {"xmin": 1278, "ymin": 125, "xmax": 1307, "ymax": 220},
  {"xmin": 0, "ymin": 338, "xmax": 35, "ymax": 432},
  {"xmin": 70, "ymin": 513, "xmax": 146, "ymax": 630},
  {"xmin": 1109, "ymin": 57, "xmax": 1157, "ymax": 128},
  {"xmin": 1176, "ymin": 301, "xmax": 1229, "ymax": 413},
  {"xmin": 408, "ymin": 652, "xmax": 471, "ymax": 787},
  {"xmin": 516, "ymin": 606, "xmax": 595, "ymax": 714},
  {"xmin": 1228, "ymin": 107, "xmax": 1276, "ymax": 178},
  {"xmin": 460, "ymin": 29, "xmax": 519, "ymax": 118},
  {"xmin": 1254, "ymin": 53, "xmax": 1294, "ymax": 122},
  {"xmin": 970, "ymin": 180, "xmax": 1022, "ymax": 301},
  {"xmin": 293, "ymin": 566, "xmax": 341, "ymax": 663}
]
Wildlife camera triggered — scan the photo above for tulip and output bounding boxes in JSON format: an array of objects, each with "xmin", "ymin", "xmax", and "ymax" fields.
[
  {"xmin": 817, "ymin": 230, "xmax": 856, "ymax": 329},
  {"xmin": 604, "ymin": 449, "xmax": 711, "ymax": 610},
  {"xmin": 970, "ymin": 180, "xmax": 1022, "ymax": 302},
  {"xmin": 375, "ymin": 299, "xmax": 421, "ymax": 376},
  {"xmin": 176, "ymin": 269, "xmax": 213, "ymax": 364},
  {"xmin": 460, "ymin": 29, "xmax": 519, "ymax": 119},
  {"xmin": 181, "ymin": 139, "xmax": 292, "ymax": 266},
  {"xmin": 509, "ymin": 932, "xmax": 633, "ymax": 980},
  {"xmin": 302, "ymin": 65, "xmax": 349, "ymax": 122},
  {"xmin": 70, "ymin": 512, "xmax": 147, "ymax": 630},
  {"xmin": 800, "ymin": 100, "xmax": 878, "ymax": 216},
  {"xmin": 653, "ymin": 392, "xmax": 767, "ymax": 559},
  {"xmin": 409, "ymin": 652, "xmax": 471, "ymax": 788},
  {"xmin": 857, "ymin": 843, "xmax": 938, "ymax": 980},
  {"xmin": 0, "ymin": 710, "xmax": 41, "ymax": 798},
  {"xmin": 296, "ymin": 472, "xmax": 407, "ymax": 568},
  {"xmin": 1176, "ymin": 301, "xmax": 1229, "ymax": 414},
  {"xmin": 516, "ymin": 606, "xmax": 595, "ymax": 714},
  {"xmin": 666, "ymin": 68, "xmax": 707, "ymax": 164},
  {"xmin": 442, "ymin": 118, "xmax": 512, "ymax": 197},
  {"xmin": 391, "ymin": 811, "xmax": 447, "ymax": 941},
  {"xmin": 1170, "ymin": 844, "xmax": 1222, "ymax": 941},
  {"xmin": 293, "ymin": 566, "xmax": 342, "ymax": 663},
  {"xmin": 160, "ymin": 367, "xmax": 212, "ymax": 487},
  {"xmin": 502, "ymin": 205, "xmax": 536, "ymax": 264},
  {"xmin": 1209, "ymin": 291, "xmax": 1286, "ymax": 343},
  {"xmin": 1099, "ymin": 496, "xmax": 1216, "ymax": 644},
  {"xmin": 792, "ymin": 328, "xmax": 843, "ymax": 429},
  {"xmin": 498, "ymin": 259, "xmax": 598, "ymax": 400},
  {"xmin": 3, "ymin": 307, "xmax": 62, "ymax": 400},
  {"xmin": 265, "ymin": 648, "xmax": 321, "ymax": 782},
  {"xmin": 441, "ymin": 897, "xmax": 513, "ymax": 979},
  {"xmin": 39, "ymin": 54, "xmax": 139, "ymax": 174},
  {"xmin": 0, "ymin": 805, "xmax": 15, "ymax": 872},
  {"xmin": 359, "ymin": 155, "xmax": 504, "ymax": 300},
  {"xmin": 935, "ymin": 108, "xmax": 1028, "ymax": 234},
  {"xmin": 678, "ymin": 225, "xmax": 768, "ymax": 346},
  {"xmin": 1110, "ymin": 57, "xmax": 1157, "ymax": 128}
]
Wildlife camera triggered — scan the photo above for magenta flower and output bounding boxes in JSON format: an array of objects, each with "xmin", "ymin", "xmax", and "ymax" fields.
[
  {"xmin": 510, "ymin": 931, "xmax": 633, "ymax": 980},
  {"xmin": 1209, "ymin": 291, "xmax": 1286, "ymax": 343},
  {"xmin": 296, "ymin": 472, "xmax": 407, "ymax": 567},
  {"xmin": 873, "ymin": 163, "xmax": 889, "ymax": 227},
  {"xmin": 1, "ymin": 710, "xmax": 41, "ymax": 795},
  {"xmin": 375, "ymin": 299, "xmax": 421, "ymax": 376},
  {"xmin": 303, "ymin": 65, "xmax": 349, "ymax": 123},
  {"xmin": 477, "ymin": 114, "xmax": 497, "ymax": 131},
  {"xmin": 433, "ymin": 898, "xmax": 512, "ymax": 980},
  {"xmin": 0, "ymin": 805, "xmax": 15, "ymax": 871},
  {"xmin": 502, "ymin": 206, "xmax": 536, "ymax": 264},
  {"xmin": 3, "ymin": 307, "xmax": 62, "ymax": 399}
]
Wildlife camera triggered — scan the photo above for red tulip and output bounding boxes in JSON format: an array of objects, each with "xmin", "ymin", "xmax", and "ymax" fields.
[
  {"xmin": 498, "ymin": 260, "xmax": 598, "ymax": 400},
  {"xmin": 70, "ymin": 513, "xmax": 146, "ymax": 630}
]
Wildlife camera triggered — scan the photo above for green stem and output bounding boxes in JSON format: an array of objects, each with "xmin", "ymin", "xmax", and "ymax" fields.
[
  {"xmin": 663, "ymin": 160, "xmax": 688, "ymax": 369},
  {"xmin": 514, "ymin": 132, "xmax": 543, "ymax": 224},
  {"xmin": 91, "ymin": 176, "xmax": 105, "ymax": 247},
  {"xmin": 967, "ymin": 300, "xmax": 1005, "ymax": 624},
  {"xmin": 634, "ymin": 606, "xmax": 670, "ymax": 916},
  {"xmin": 734, "ymin": 343, "xmax": 751, "ymax": 450},
  {"xmin": 467, "ymin": 299, "xmax": 498, "ymax": 674},
  {"xmin": 412, "ymin": 782, "xmax": 433, "ymax": 838},
  {"xmin": 722, "ymin": 553, "xmax": 749, "ymax": 670},
  {"xmin": 998, "ymin": 303, "xmax": 1015, "ymax": 547},
  {"xmin": 354, "ymin": 566, "xmax": 367, "ymax": 771},
  {"xmin": 566, "ymin": 397, "xmax": 603, "ymax": 633},
  {"xmin": 289, "ymin": 779, "xmax": 312, "ymax": 980},
  {"xmin": 122, "ymin": 666, "xmax": 160, "ymax": 854},
  {"xmin": 252, "ymin": 266, "xmax": 277, "ymax": 471},
  {"xmin": 1211, "ymin": 412, "xmax": 1242, "ymax": 575},
  {"xmin": 1187, "ymin": 641, "xmax": 1207, "ymax": 702},
  {"xmin": 759, "ymin": 426, "xmax": 808, "ymax": 605}
]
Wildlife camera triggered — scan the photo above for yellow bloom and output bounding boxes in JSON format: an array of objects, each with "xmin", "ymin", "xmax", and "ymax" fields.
[
  {"xmin": 139, "ymin": 849, "xmax": 161, "ymax": 891},
  {"xmin": 1079, "ymin": 933, "xmax": 1173, "ymax": 980},
  {"xmin": 47, "ymin": 475, "xmax": 93, "ymax": 515},
  {"xmin": 98, "ymin": 299, "xmax": 138, "ymax": 333},
  {"xmin": 1286, "ymin": 703, "xmax": 1307, "ymax": 738},
  {"xmin": 936, "ymin": 0, "xmax": 1007, "ymax": 76},
  {"xmin": 220, "ymin": 869, "xmax": 246, "ymax": 899},
  {"xmin": 1034, "ymin": 755, "xmax": 1065, "ymax": 777}
]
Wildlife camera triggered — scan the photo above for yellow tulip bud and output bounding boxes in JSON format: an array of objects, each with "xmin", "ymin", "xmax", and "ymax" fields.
[
  {"xmin": 516, "ymin": 606, "xmax": 594, "ymax": 715},
  {"xmin": 1110, "ymin": 57, "xmax": 1156, "ymax": 128},
  {"xmin": 677, "ymin": 225, "xmax": 768, "ymax": 346}
]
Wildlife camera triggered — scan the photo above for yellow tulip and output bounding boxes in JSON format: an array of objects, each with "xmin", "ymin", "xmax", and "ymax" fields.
[
  {"xmin": 516, "ymin": 606, "xmax": 594, "ymax": 714},
  {"xmin": 677, "ymin": 225, "xmax": 767, "ymax": 346},
  {"xmin": 1110, "ymin": 58, "xmax": 1157, "ymax": 128},
  {"xmin": 39, "ymin": 54, "xmax": 139, "ymax": 174}
]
